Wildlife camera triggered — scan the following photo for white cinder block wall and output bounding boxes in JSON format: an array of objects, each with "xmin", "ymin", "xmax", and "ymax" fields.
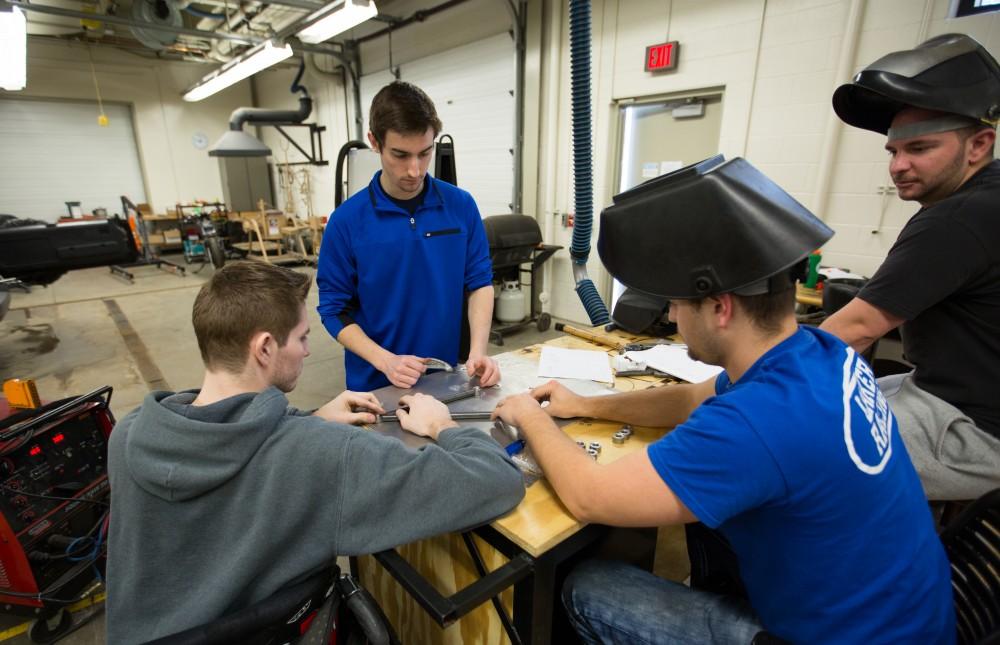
[
  {"xmin": 17, "ymin": 0, "xmax": 999, "ymax": 326},
  {"xmin": 529, "ymin": 0, "xmax": 1000, "ymax": 324}
]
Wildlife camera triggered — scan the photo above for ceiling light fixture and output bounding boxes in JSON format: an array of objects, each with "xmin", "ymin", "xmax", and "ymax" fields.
[
  {"xmin": 297, "ymin": 0, "xmax": 377, "ymax": 44},
  {"xmin": 0, "ymin": 5, "xmax": 27, "ymax": 91},
  {"xmin": 183, "ymin": 40, "xmax": 293, "ymax": 102}
]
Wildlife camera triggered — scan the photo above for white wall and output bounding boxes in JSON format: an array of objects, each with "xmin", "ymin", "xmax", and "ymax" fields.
[
  {"xmin": 15, "ymin": 39, "xmax": 252, "ymax": 215},
  {"xmin": 252, "ymin": 59, "xmax": 353, "ymax": 219},
  {"xmin": 252, "ymin": 0, "xmax": 517, "ymax": 220},
  {"xmin": 526, "ymin": 0, "xmax": 1000, "ymax": 324},
  {"xmin": 15, "ymin": 1, "xmax": 1000, "ymax": 326}
]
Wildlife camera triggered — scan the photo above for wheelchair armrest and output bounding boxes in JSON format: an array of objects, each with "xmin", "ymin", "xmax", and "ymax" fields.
[{"xmin": 143, "ymin": 566, "xmax": 335, "ymax": 645}]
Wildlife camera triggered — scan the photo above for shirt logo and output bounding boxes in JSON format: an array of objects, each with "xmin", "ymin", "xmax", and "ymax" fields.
[{"xmin": 841, "ymin": 348, "xmax": 893, "ymax": 475}]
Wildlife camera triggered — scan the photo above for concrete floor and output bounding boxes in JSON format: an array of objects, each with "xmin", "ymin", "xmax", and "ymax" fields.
[{"xmin": 0, "ymin": 255, "xmax": 571, "ymax": 644}]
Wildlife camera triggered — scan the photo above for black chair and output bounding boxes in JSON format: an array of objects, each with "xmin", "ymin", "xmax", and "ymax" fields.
[
  {"xmin": 940, "ymin": 488, "xmax": 1000, "ymax": 645},
  {"xmin": 821, "ymin": 279, "xmax": 910, "ymax": 378},
  {"xmin": 145, "ymin": 564, "xmax": 398, "ymax": 645}
]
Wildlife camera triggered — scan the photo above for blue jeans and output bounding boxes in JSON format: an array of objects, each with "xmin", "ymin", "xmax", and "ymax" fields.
[{"xmin": 562, "ymin": 559, "xmax": 763, "ymax": 645}]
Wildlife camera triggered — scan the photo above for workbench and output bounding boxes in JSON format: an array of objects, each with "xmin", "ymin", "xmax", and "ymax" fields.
[{"xmin": 356, "ymin": 326, "xmax": 680, "ymax": 644}]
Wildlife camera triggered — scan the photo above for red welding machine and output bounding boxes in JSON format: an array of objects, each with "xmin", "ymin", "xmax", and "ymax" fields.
[{"xmin": 0, "ymin": 387, "xmax": 113, "ymax": 633}]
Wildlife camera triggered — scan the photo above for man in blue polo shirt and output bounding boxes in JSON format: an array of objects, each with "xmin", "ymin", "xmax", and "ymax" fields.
[
  {"xmin": 492, "ymin": 157, "xmax": 955, "ymax": 644},
  {"xmin": 317, "ymin": 81, "xmax": 499, "ymax": 391}
]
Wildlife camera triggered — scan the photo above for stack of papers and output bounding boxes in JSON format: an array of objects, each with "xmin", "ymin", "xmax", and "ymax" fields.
[
  {"xmin": 819, "ymin": 267, "xmax": 866, "ymax": 281},
  {"xmin": 624, "ymin": 345, "xmax": 723, "ymax": 383},
  {"xmin": 537, "ymin": 346, "xmax": 613, "ymax": 383}
]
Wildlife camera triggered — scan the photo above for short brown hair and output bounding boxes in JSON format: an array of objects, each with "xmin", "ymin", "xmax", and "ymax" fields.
[
  {"xmin": 690, "ymin": 287, "xmax": 795, "ymax": 335},
  {"xmin": 956, "ymin": 123, "xmax": 996, "ymax": 156},
  {"xmin": 734, "ymin": 288, "xmax": 796, "ymax": 334},
  {"xmin": 369, "ymin": 81, "xmax": 442, "ymax": 147},
  {"xmin": 192, "ymin": 261, "xmax": 311, "ymax": 373}
]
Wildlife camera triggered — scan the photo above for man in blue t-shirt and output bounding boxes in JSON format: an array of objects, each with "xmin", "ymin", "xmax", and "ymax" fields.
[
  {"xmin": 317, "ymin": 81, "xmax": 499, "ymax": 391},
  {"xmin": 492, "ymin": 157, "xmax": 955, "ymax": 644}
]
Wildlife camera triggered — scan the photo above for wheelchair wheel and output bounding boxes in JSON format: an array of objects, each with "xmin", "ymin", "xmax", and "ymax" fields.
[{"xmin": 29, "ymin": 608, "xmax": 72, "ymax": 644}]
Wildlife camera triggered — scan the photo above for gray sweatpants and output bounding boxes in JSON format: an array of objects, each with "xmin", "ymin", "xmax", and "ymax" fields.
[{"xmin": 880, "ymin": 372, "xmax": 1000, "ymax": 501}]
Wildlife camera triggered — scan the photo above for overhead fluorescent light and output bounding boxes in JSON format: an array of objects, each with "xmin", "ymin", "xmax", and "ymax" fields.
[
  {"xmin": 0, "ymin": 6, "xmax": 27, "ymax": 91},
  {"xmin": 297, "ymin": 0, "xmax": 377, "ymax": 44},
  {"xmin": 183, "ymin": 40, "xmax": 293, "ymax": 102}
]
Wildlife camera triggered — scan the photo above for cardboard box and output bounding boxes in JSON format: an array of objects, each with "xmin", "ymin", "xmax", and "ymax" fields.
[
  {"xmin": 146, "ymin": 232, "xmax": 166, "ymax": 245},
  {"xmin": 162, "ymin": 229, "xmax": 182, "ymax": 244}
]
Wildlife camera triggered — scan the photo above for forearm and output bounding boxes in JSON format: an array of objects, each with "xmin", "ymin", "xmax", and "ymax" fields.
[
  {"xmin": 467, "ymin": 285, "xmax": 494, "ymax": 357},
  {"xmin": 339, "ymin": 429, "xmax": 524, "ymax": 554},
  {"xmin": 820, "ymin": 313, "xmax": 877, "ymax": 353},
  {"xmin": 516, "ymin": 407, "xmax": 600, "ymax": 517},
  {"xmin": 337, "ymin": 324, "xmax": 390, "ymax": 370},
  {"xmin": 577, "ymin": 382, "xmax": 707, "ymax": 428},
  {"xmin": 819, "ymin": 297, "xmax": 903, "ymax": 354},
  {"xmin": 515, "ymin": 406, "xmax": 696, "ymax": 526}
]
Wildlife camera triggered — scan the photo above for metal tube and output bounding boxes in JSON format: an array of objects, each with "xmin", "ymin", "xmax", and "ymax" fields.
[
  {"xmin": 352, "ymin": 0, "xmax": 471, "ymax": 46},
  {"xmin": 378, "ymin": 410, "xmax": 494, "ymax": 424},
  {"xmin": 2, "ymin": 0, "xmax": 263, "ymax": 45},
  {"xmin": 503, "ymin": 0, "xmax": 526, "ymax": 214},
  {"xmin": 255, "ymin": 0, "xmax": 326, "ymax": 10},
  {"xmin": 6, "ymin": 0, "xmax": 340, "ymax": 55}
]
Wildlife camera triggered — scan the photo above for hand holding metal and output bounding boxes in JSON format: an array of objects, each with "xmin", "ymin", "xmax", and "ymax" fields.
[{"xmin": 424, "ymin": 357, "xmax": 454, "ymax": 372}]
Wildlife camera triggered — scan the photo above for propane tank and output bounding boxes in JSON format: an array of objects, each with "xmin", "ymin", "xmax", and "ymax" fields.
[{"xmin": 495, "ymin": 280, "xmax": 526, "ymax": 323}]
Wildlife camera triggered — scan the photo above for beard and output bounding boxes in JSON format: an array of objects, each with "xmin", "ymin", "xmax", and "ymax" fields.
[
  {"xmin": 271, "ymin": 356, "xmax": 302, "ymax": 393},
  {"xmin": 685, "ymin": 336, "xmax": 723, "ymax": 367},
  {"xmin": 892, "ymin": 147, "xmax": 966, "ymax": 204}
]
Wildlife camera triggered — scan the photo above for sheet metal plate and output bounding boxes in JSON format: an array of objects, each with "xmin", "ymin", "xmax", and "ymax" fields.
[{"xmin": 368, "ymin": 352, "xmax": 617, "ymax": 449}]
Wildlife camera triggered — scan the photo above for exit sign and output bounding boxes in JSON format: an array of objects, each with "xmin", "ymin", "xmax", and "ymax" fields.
[{"xmin": 645, "ymin": 41, "xmax": 680, "ymax": 72}]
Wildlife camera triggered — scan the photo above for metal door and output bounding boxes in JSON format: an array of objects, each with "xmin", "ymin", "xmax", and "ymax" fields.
[{"xmin": 611, "ymin": 93, "xmax": 724, "ymax": 306}]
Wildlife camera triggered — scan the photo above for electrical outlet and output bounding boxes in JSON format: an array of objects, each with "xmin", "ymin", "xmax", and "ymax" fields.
[{"xmin": 876, "ymin": 184, "xmax": 897, "ymax": 195}]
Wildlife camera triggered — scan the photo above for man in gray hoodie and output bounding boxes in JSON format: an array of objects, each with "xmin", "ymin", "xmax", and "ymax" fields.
[{"xmin": 106, "ymin": 261, "xmax": 525, "ymax": 643}]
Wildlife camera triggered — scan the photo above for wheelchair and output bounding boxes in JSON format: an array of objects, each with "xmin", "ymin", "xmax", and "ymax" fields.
[{"xmin": 144, "ymin": 563, "xmax": 399, "ymax": 645}]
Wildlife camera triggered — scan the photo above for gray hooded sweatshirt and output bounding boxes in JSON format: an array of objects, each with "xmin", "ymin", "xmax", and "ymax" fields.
[{"xmin": 106, "ymin": 387, "xmax": 524, "ymax": 644}]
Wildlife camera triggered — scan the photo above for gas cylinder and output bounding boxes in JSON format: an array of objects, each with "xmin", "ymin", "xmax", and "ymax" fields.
[{"xmin": 495, "ymin": 280, "xmax": 526, "ymax": 323}]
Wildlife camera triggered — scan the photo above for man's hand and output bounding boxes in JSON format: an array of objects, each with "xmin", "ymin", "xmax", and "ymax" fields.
[
  {"xmin": 491, "ymin": 392, "xmax": 551, "ymax": 429},
  {"xmin": 465, "ymin": 352, "xmax": 500, "ymax": 387},
  {"xmin": 396, "ymin": 393, "xmax": 458, "ymax": 440},
  {"xmin": 314, "ymin": 391, "xmax": 385, "ymax": 425},
  {"xmin": 378, "ymin": 353, "xmax": 428, "ymax": 388},
  {"xmin": 530, "ymin": 380, "xmax": 587, "ymax": 419}
]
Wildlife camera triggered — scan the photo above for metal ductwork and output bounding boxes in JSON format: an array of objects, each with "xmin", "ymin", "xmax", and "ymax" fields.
[
  {"xmin": 209, "ymin": 59, "xmax": 313, "ymax": 157},
  {"xmin": 130, "ymin": 0, "xmax": 183, "ymax": 50}
]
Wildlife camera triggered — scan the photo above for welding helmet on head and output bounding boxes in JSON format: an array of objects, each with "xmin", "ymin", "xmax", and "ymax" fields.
[
  {"xmin": 597, "ymin": 155, "xmax": 833, "ymax": 300},
  {"xmin": 832, "ymin": 33, "xmax": 1000, "ymax": 136}
]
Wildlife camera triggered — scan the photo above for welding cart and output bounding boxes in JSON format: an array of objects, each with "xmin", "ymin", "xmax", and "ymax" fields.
[
  {"xmin": 0, "ymin": 387, "xmax": 114, "ymax": 642},
  {"xmin": 483, "ymin": 214, "xmax": 561, "ymax": 346}
]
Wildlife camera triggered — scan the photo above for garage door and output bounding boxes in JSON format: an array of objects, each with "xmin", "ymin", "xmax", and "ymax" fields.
[
  {"xmin": 360, "ymin": 31, "xmax": 515, "ymax": 217},
  {"xmin": 0, "ymin": 98, "xmax": 147, "ymax": 222}
]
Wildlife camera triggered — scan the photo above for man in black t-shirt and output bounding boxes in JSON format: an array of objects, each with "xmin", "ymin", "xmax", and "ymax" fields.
[{"xmin": 821, "ymin": 34, "xmax": 1000, "ymax": 500}]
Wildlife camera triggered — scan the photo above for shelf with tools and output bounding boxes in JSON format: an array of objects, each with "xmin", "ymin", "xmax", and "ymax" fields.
[{"xmin": 138, "ymin": 204, "xmax": 182, "ymax": 250}]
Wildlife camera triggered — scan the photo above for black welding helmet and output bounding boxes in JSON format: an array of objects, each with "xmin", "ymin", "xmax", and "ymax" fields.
[
  {"xmin": 832, "ymin": 33, "xmax": 1000, "ymax": 136},
  {"xmin": 597, "ymin": 155, "xmax": 833, "ymax": 299}
]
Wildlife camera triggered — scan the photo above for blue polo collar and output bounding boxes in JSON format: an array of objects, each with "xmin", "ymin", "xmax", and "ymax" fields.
[{"xmin": 368, "ymin": 171, "xmax": 445, "ymax": 214}]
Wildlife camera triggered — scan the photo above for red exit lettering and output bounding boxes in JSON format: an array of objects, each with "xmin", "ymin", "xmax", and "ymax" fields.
[{"xmin": 645, "ymin": 41, "xmax": 680, "ymax": 72}]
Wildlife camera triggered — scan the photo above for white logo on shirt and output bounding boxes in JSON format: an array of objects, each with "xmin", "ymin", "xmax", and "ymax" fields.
[{"xmin": 841, "ymin": 348, "xmax": 893, "ymax": 475}]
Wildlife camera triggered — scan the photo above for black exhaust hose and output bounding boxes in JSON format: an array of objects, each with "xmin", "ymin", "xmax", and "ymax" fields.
[
  {"xmin": 335, "ymin": 140, "xmax": 371, "ymax": 207},
  {"xmin": 226, "ymin": 58, "xmax": 312, "ymax": 131}
]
